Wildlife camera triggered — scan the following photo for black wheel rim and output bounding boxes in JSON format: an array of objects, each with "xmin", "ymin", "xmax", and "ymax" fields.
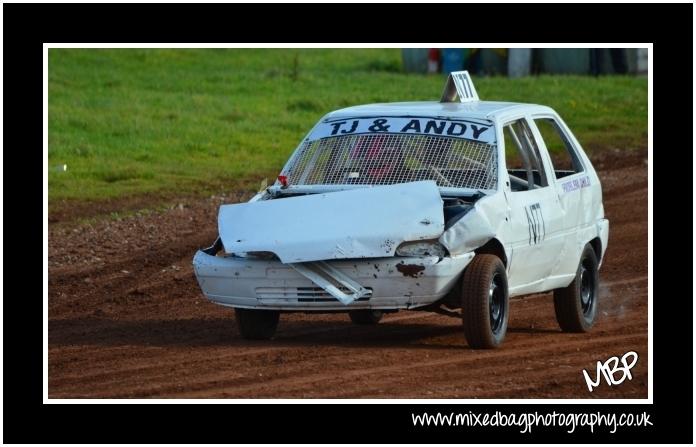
[
  {"xmin": 579, "ymin": 262, "xmax": 595, "ymax": 316},
  {"xmin": 488, "ymin": 272, "xmax": 505, "ymax": 333}
]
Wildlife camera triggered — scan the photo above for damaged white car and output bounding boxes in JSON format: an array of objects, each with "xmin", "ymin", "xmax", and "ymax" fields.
[{"xmin": 193, "ymin": 71, "xmax": 609, "ymax": 348}]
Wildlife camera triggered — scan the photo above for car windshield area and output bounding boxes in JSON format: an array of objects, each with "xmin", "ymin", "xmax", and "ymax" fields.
[{"xmin": 281, "ymin": 133, "xmax": 498, "ymax": 191}]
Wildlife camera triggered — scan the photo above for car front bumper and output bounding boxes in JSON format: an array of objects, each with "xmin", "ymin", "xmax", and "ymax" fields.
[{"xmin": 192, "ymin": 251, "xmax": 475, "ymax": 311}]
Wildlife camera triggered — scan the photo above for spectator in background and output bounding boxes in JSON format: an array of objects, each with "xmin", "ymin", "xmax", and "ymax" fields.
[
  {"xmin": 590, "ymin": 49, "xmax": 628, "ymax": 76},
  {"xmin": 609, "ymin": 49, "xmax": 628, "ymax": 74}
]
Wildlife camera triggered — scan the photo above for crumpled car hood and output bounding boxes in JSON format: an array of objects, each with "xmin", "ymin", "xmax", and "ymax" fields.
[{"xmin": 218, "ymin": 180, "xmax": 445, "ymax": 263}]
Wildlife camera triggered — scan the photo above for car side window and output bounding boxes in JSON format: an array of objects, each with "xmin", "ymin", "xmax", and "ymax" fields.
[
  {"xmin": 503, "ymin": 118, "xmax": 548, "ymax": 192},
  {"xmin": 533, "ymin": 118, "xmax": 584, "ymax": 179}
]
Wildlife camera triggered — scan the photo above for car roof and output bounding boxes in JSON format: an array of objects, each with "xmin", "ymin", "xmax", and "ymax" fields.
[{"xmin": 324, "ymin": 101, "xmax": 554, "ymax": 123}]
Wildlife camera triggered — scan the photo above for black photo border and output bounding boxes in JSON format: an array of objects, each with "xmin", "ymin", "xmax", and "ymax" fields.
[{"xmin": 3, "ymin": 2, "xmax": 692, "ymax": 444}]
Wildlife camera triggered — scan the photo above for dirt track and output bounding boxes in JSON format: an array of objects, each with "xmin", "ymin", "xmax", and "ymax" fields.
[{"xmin": 48, "ymin": 150, "xmax": 648, "ymax": 398}]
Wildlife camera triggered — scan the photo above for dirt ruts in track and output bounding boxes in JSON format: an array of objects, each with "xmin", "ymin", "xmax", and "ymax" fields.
[{"xmin": 48, "ymin": 150, "xmax": 648, "ymax": 398}]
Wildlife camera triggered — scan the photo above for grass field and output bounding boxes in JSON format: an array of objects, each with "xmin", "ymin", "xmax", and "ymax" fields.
[{"xmin": 49, "ymin": 49, "xmax": 647, "ymax": 206}]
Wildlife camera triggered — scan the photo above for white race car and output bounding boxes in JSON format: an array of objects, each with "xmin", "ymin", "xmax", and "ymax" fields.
[{"xmin": 193, "ymin": 71, "xmax": 609, "ymax": 348}]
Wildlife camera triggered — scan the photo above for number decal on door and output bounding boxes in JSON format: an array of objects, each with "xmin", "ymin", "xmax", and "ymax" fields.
[{"xmin": 525, "ymin": 203, "xmax": 546, "ymax": 245}]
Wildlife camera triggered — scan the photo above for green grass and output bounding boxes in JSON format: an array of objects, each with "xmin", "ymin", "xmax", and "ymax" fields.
[{"xmin": 49, "ymin": 49, "xmax": 647, "ymax": 204}]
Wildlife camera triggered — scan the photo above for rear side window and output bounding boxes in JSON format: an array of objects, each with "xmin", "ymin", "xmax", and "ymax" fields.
[{"xmin": 533, "ymin": 118, "xmax": 584, "ymax": 179}]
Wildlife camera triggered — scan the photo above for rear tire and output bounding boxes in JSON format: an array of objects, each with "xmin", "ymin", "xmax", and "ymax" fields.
[
  {"xmin": 348, "ymin": 310, "xmax": 384, "ymax": 325},
  {"xmin": 235, "ymin": 308, "xmax": 280, "ymax": 340},
  {"xmin": 461, "ymin": 254, "xmax": 509, "ymax": 349},
  {"xmin": 553, "ymin": 244, "xmax": 599, "ymax": 332}
]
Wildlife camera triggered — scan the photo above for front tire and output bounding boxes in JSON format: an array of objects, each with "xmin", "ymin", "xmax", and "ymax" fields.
[
  {"xmin": 235, "ymin": 308, "xmax": 280, "ymax": 340},
  {"xmin": 461, "ymin": 254, "xmax": 509, "ymax": 349},
  {"xmin": 348, "ymin": 309, "xmax": 383, "ymax": 325},
  {"xmin": 553, "ymin": 244, "xmax": 599, "ymax": 332}
]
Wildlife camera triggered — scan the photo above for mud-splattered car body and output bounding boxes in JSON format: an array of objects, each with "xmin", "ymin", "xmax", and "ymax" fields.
[{"xmin": 193, "ymin": 72, "xmax": 609, "ymax": 346}]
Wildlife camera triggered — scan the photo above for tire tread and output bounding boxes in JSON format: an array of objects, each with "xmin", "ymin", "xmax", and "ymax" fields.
[
  {"xmin": 553, "ymin": 245, "xmax": 599, "ymax": 332},
  {"xmin": 235, "ymin": 308, "xmax": 280, "ymax": 340},
  {"xmin": 461, "ymin": 254, "xmax": 508, "ymax": 349}
]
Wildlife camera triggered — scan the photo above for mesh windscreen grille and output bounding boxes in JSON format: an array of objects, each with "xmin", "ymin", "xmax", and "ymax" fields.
[{"xmin": 283, "ymin": 133, "xmax": 497, "ymax": 190}]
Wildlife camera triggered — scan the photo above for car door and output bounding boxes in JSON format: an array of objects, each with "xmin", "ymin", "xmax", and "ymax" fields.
[
  {"xmin": 501, "ymin": 117, "xmax": 565, "ymax": 294},
  {"xmin": 528, "ymin": 113, "xmax": 591, "ymax": 282}
]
